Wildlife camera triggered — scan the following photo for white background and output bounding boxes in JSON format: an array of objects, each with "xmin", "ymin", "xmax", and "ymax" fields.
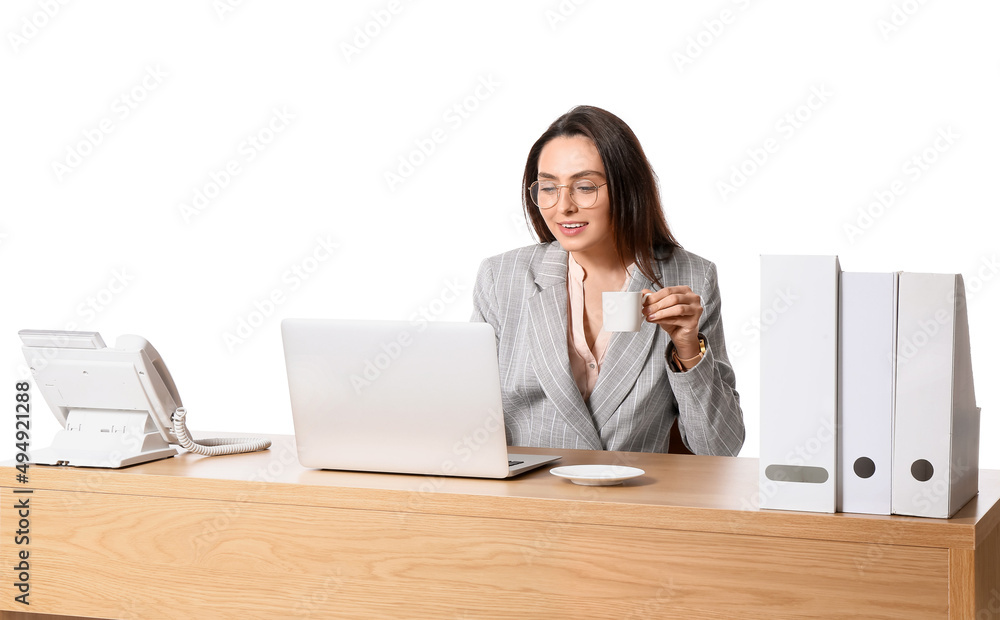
[{"xmin": 1, "ymin": 0, "xmax": 997, "ymax": 468}]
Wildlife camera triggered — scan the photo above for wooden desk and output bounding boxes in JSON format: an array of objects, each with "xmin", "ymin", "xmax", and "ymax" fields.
[{"xmin": 2, "ymin": 435, "xmax": 998, "ymax": 619}]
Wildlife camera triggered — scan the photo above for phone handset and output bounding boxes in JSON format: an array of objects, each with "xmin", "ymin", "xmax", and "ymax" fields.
[
  {"xmin": 116, "ymin": 335, "xmax": 271, "ymax": 457},
  {"xmin": 116, "ymin": 334, "xmax": 183, "ymax": 407}
]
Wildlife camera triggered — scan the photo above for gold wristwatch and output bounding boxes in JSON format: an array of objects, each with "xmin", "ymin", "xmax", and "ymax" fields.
[{"xmin": 672, "ymin": 337, "xmax": 706, "ymax": 372}]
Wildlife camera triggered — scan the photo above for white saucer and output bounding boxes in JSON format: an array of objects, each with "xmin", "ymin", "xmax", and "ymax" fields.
[{"xmin": 549, "ymin": 465, "xmax": 645, "ymax": 486}]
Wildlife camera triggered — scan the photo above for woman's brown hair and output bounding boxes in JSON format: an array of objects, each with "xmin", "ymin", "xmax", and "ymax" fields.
[{"xmin": 522, "ymin": 105, "xmax": 680, "ymax": 288}]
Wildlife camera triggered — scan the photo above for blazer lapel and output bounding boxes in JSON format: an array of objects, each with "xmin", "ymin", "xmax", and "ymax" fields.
[
  {"xmin": 525, "ymin": 243, "xmax": 604, "ymax": 450},
  {"xmin": 589, "ymin": 266, "xmax": 659, "ymax": 431}
]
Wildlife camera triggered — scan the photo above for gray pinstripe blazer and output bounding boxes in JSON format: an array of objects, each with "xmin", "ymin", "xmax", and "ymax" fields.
[{"xmin": 471, "ymin": 241, "xmax": 744, "ymax": 456}]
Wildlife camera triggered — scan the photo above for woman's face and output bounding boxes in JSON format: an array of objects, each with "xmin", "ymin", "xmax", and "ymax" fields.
[{"xmin": 536, "ymin": 135, "xmax": 614, "ymax": 256}]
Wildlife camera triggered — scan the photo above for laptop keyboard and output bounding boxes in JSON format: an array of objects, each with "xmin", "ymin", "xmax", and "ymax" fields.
[{"xmin": 508, "ymin": 460, "xmax": 524, "ymax": 467}]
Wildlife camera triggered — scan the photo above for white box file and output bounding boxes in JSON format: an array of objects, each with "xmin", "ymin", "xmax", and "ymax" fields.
[
  {"xmin": 838, "ymin": 272, "xmax": 897, "ymax": 515},
  {"xmin": 892, "ymin": 273, "xmax": 979, "ymax": 518},
  {"xmin": 759, "ymin": 255, "xmax": 841, "ymax": 513}
]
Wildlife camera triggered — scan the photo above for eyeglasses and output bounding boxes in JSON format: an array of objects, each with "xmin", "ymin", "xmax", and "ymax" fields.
[{"xmin": 529, "ymin": 180, "xmax": 607, "ymax": 209}]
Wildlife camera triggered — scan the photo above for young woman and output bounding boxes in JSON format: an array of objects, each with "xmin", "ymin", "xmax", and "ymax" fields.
[{"xmin": 471, "ymin": 106, "xmax": 744, "ymax": 456}]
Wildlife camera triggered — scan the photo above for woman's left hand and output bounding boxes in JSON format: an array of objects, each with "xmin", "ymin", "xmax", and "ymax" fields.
[{"xmin": 641, "ymin": 286, "xmax": 703, "ymax": 357}]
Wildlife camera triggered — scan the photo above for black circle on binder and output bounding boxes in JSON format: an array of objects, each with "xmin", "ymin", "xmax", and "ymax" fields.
[
  {"xmin": 853, "ymin": 457, "xmax": 876, "ymax": 479},
  {"xmin": 911, "ymin": 459, "xmax": 934, "ymax": 482}
]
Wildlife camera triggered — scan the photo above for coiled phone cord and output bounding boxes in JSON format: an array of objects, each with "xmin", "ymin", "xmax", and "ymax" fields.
[{"xmin": 171, "ymin": 407, "xmax": 272, "ymax": 456}]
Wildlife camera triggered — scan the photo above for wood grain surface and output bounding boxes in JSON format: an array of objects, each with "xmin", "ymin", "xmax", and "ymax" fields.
[{"xmin": 1, "ymin": 434, "xmax": 996, "ymax": 619}]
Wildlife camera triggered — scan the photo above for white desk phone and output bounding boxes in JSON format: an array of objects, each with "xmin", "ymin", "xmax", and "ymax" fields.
[{"xmin": 19, "ymin": 329, "xmax": 271, "ymax": 468}]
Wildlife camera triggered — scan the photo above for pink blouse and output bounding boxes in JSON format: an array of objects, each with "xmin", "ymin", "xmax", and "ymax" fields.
[{"xmin": 566, "ymin": 252, "xmax": 637, "ymax": 403}]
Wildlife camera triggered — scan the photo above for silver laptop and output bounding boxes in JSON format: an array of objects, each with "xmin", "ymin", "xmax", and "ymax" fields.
[{"xmin": 280, "ymin": 318, "xmax": 560, "ymax": 478}]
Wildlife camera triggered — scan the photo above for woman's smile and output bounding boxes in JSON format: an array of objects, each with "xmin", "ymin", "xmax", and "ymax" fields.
[{"xmin": 558, "ymin": 221, "xmax": 589, "ymax": 235}]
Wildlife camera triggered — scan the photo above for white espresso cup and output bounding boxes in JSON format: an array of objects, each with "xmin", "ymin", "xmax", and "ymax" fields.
[{"xmin": 602, "ymin": 291, "xmax": 653, "ymax": 332}]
